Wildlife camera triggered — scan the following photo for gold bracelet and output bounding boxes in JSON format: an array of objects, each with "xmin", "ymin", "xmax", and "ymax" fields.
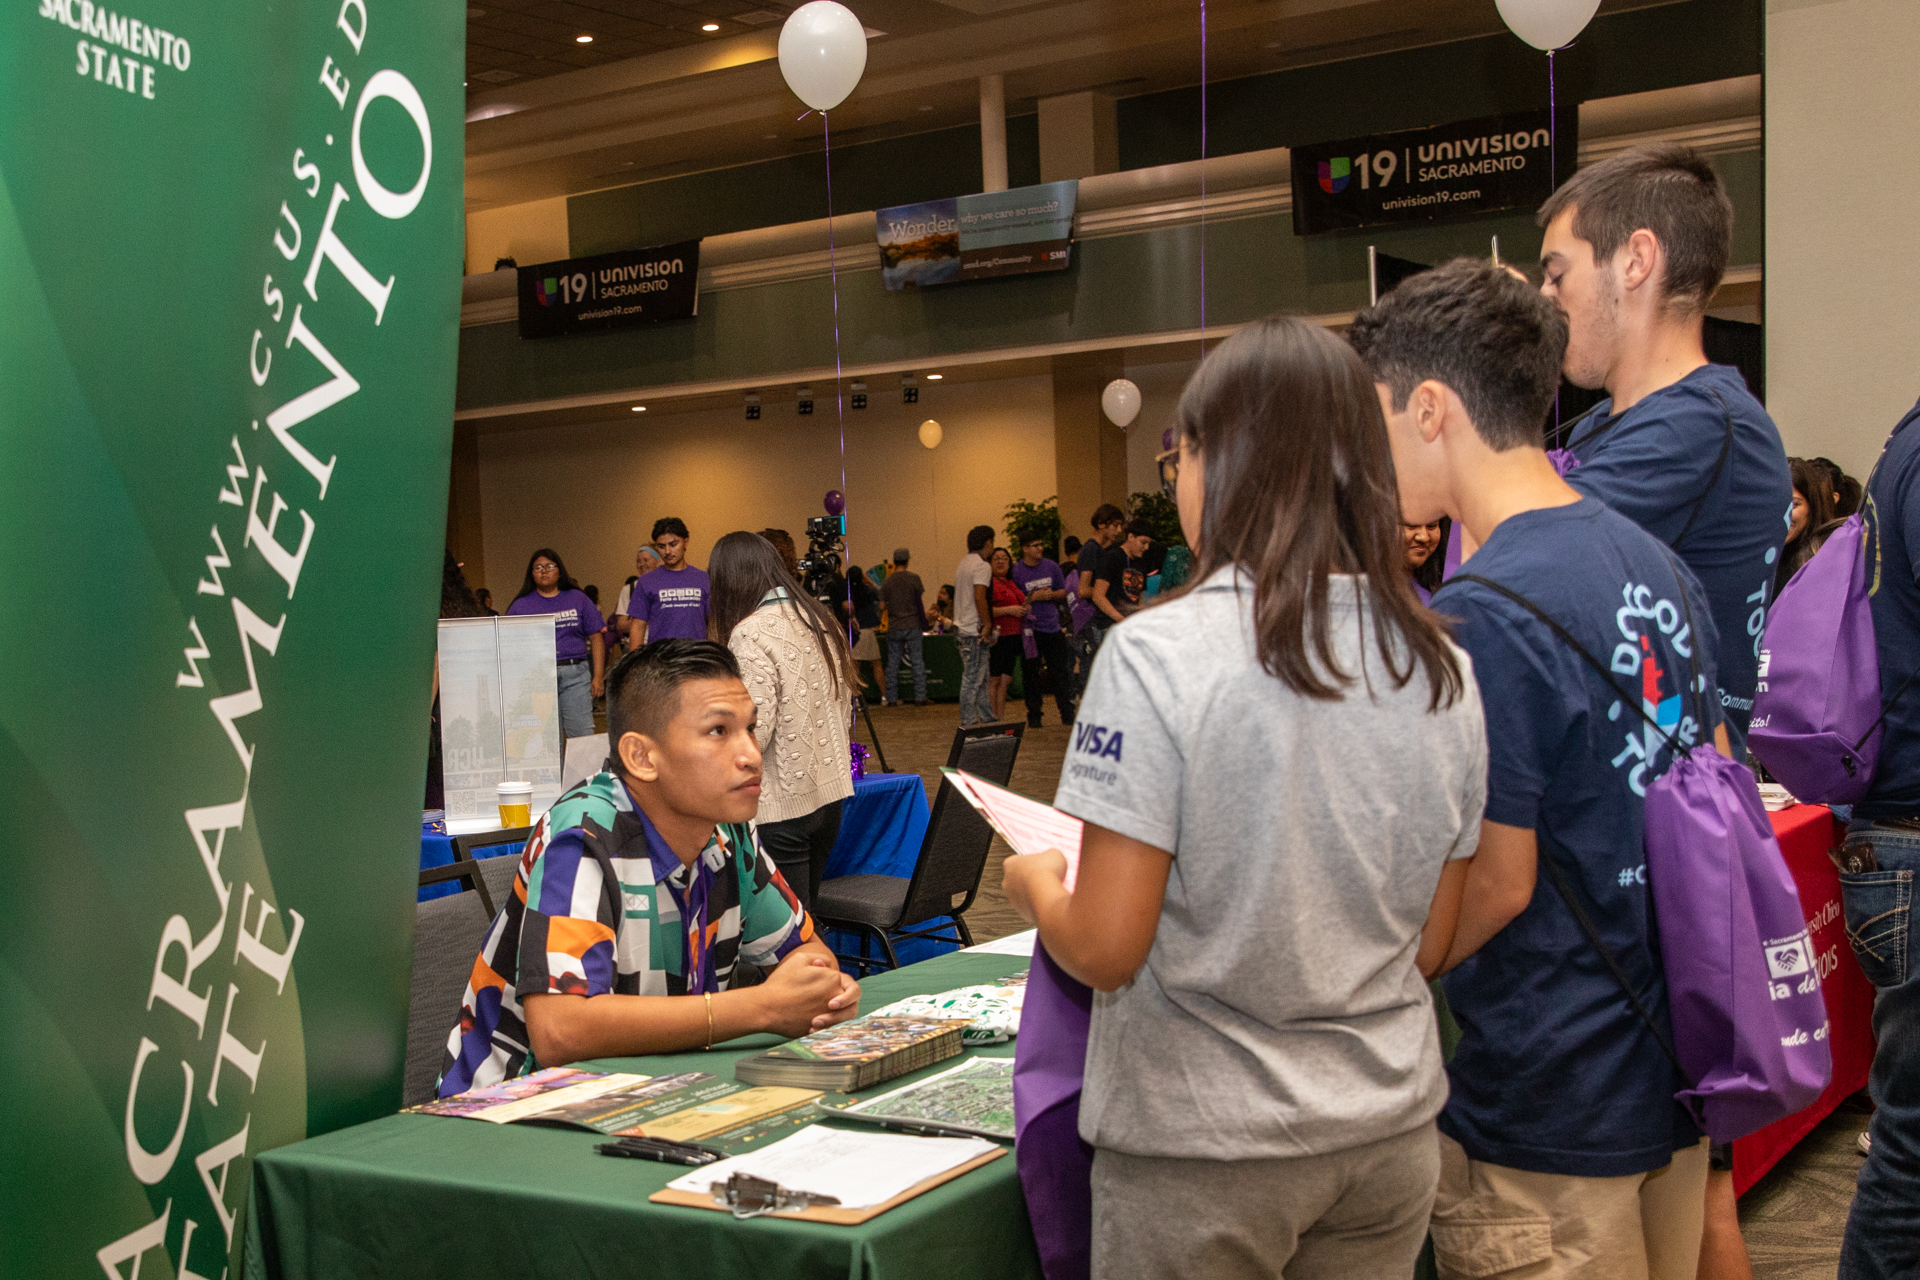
[{"xmin": 704, "ymin": 992, "xmax": 714, "ymax": 1050}]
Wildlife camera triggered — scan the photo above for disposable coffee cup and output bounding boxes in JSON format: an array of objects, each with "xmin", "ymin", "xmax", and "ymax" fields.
[{"xmin": 496, "ymin": 780, "xmax": 534, "ymax": 829}]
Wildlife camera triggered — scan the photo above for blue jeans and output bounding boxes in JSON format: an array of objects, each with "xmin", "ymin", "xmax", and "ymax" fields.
[
  {"xmin": 885, "ymin": 628, "xmax": 927, "ymax": 704},
  {"xmin": 1839, "ymin": 819, "xmax": 1920, "ymax": 1280},
  {"xmin": 957, "ymin": 633, "xmax": 994, "ymax": 726},
  {"xmin": 556, "ymin": 660, "xmax": 594, "ymax": 741}
]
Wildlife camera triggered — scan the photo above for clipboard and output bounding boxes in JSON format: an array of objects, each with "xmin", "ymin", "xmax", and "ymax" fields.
[{"xmin": 646, "ymin": 1145, "xmax": 1005, "ymax": 1224}]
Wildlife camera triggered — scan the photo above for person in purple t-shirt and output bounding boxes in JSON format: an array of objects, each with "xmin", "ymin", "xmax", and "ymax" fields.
[
  {"xmin": 1010, "ymin": 535, "xmax": 1076, "ymax": 728},
  {"xmin": 506, "ymin": 547, "xmax": 605, "ymax": 741},
  {"xmin": 629, "ymin": 517, "xmax": 712, "ymax": 644}
]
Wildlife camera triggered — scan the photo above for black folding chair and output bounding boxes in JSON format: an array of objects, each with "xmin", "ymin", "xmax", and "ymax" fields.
[
  {"xmin": 815, "ymin": 724, "xmax": 1024, "ymax": 974},
  {"xmin": 416, "ymin": 826, "xmax": 532, "ymax": 917}
]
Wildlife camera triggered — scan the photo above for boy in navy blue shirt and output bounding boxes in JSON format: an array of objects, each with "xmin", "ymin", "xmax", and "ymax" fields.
[
  {"xmin": 1350, "ymin": 259, "xmax": 1723, "ymax": 1279},
  {"xmin": 1838, "ymin": 396, "xmax": 1920, "ymax": 1280},
  {"xmin": 1537, "ymin": 142, "xmax": 1790, "ymax": 757}
]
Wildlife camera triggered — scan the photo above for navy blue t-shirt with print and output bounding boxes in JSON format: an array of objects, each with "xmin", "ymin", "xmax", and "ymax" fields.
[
  {"xmin": 1563, "ymin": 363, "xmax": 1790, "ymax": 755},
  {"xmin": 1435, "ymin": 498, "xmax": 1719, "ymax": 1178},
  {"xmin": 1858, "ymin": 398, "xmax": 1920, "ymax": 820}
]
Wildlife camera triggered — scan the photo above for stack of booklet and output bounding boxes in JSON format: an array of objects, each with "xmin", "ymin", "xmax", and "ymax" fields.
[{"xmin": 733, "ymin": 1016, "xmax": 971, "ymax": 1091}]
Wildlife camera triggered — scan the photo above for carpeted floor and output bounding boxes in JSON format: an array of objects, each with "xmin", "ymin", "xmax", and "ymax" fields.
[{"xmin": 853, "ymin": 697, "xmax": 1872, "ymax": 1278}]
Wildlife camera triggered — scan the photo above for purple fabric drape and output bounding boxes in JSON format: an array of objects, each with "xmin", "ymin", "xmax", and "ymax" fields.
[{"xmin": 1012, "ymin": 943, "xmax": 1095, "ymax": 1280}]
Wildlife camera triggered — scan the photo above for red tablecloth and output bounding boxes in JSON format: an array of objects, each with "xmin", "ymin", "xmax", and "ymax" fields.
[{"xmin": 1731, "ymin": 804, "xmax": 1877, "ymax": 1194}]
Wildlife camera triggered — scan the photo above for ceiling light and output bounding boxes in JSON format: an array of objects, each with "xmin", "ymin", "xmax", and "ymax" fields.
[
  {"xmin": 701, "ymin": 22, "xmax": 720, "ymax": 31},
  {"xmin": 631, "ymin": 405, "xmax": 646, "ymax": 412},
  {"xmin": 575, "ymin": 33, "xmax": 593, "ymax": 42},
  {"xmin": 925, "ymin": 373, "xmax": 943, "ymax": 380}
]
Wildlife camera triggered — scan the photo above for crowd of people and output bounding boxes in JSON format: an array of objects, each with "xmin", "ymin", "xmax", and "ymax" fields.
[
  {"xmin": 995, "ymin": 140, "xmax": 1909, "ymax": 1280},
  {"xmin": 426, "ymin": 138, "xmax": 1912, "ymax": 1280}
]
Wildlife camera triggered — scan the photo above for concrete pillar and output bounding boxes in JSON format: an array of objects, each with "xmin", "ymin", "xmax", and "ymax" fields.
[
  {"xmin": 1037, "ymin": 90, "xmax": 1118, "ymax": 184},
  {"xmin": 980, "ymin": 74, "xmax": 1008, "ymax": 193},
  {"xmin": 1765, "ymin": 0, "xmax": 1920, "ymax": 478},
  {"xmin": 1053, "ymin": 352, "xmax": 1130, "ymax": 545}
]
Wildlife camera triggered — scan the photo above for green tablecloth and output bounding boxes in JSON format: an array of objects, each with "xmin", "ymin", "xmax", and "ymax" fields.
[{"xmin": 244, "ymin": 951, "xmax": 1040, "ymax": 1280}]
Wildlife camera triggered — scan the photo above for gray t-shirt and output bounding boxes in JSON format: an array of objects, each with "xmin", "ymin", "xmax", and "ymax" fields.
[
  {"xmin": 1056, "ymin": 567, "xmax": 1488, "ymax": 1160},
  {"xmin": 954, "ymin": 553, "xmax": 992, "ymax": 633}
]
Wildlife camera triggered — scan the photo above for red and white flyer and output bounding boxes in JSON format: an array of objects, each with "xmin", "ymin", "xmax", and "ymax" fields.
[{"xmin": 941, "ymin": 768, "xmax": 1082, "ymax": 891}]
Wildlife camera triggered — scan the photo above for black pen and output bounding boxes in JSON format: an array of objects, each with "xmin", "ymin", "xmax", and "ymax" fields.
[{"xmin": 595, "ymin": 1140, "xmax": 721, "ymax": 1166}]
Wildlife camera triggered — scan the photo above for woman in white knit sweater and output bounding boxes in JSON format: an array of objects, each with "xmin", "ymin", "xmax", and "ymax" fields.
[{"xmin": 708, "ymin": 531, "xmax": 858, "ymax": 912}]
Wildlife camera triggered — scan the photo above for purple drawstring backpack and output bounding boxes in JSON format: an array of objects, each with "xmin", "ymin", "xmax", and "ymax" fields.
[
  {"xmin": 1012, "ymin": 944, "xmax": 1093, "ymax": 1280},
  {"xmin": 1455, "ymin": 556, "xmax": 1831, "ymax": 1143},
  {"xmin": 1750, "ymin": 413, "xmax": 1920, "ymax": 801}
]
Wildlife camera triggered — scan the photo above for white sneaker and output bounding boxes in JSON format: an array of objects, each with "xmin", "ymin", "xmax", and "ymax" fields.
[{"xmin": 1859, "ymin": 1129, "xmax": 1873, "ymax": 1157}]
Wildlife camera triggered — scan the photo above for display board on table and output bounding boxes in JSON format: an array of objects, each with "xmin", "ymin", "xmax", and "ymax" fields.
[
  {"xmin": 1290, "ymin": 109, "xmax": 1576, "ymax": 235},
  {"xmin": 437, "ymin": 616, "xmax": 563, "ymax": 820},
  {"xmin": 0, "ymin": 0, "xmax": 465, "ymax": 1272},
  {"xmin": 878, "ymin": 180, "xmax": 1077, "ymax": 290}
]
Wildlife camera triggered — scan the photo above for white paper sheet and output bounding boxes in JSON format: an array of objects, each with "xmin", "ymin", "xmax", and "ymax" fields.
[
  {"xmin": 664, "ymin": 1124, "xmax": 997, "ymax": 1210},
  {"xmin": 963, "ymin": 928, "xmax": 1037, "ymax": 957},
  {"xmin": 943, "ymin": 769, "xmax": 1082, "ymax": 890}
]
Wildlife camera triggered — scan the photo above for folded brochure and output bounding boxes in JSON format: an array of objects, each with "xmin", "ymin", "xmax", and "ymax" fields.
[
  {"xmin": 817, "ymin": 1057, "xmax": 1016, "ymax": 1140},
  {"xmin": 941, "ymin": 768, "xmax": 1082, "ymax": 890},
  {"xmin": 407, "ymin": 1068, "xmax": 830, "ymax": 1148}
]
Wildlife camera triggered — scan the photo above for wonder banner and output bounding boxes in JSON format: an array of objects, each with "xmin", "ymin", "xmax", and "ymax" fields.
[{"xmin": 0, "ymin": 0, "xmax": 463, "ymax": 1273}]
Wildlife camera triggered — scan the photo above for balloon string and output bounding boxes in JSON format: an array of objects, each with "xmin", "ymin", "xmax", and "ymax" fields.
[
  {"xmin": 824, "ymin": 111, "xmax": 852, "ymax": 629},
  {"xmin": 1198, "ymin": 0, "xmax": 1208, "ymax": 346},
  {"xmin": 1548, "ymin": 46, "xmax": 1561, "ymax": 444}
]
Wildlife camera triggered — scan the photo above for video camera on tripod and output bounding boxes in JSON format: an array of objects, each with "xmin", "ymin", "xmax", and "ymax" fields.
[{"xmin": 797, "ymin": 514, "xmax": 845, "ymax": 603}]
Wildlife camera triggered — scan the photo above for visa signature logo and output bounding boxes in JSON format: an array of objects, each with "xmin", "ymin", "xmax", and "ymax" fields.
[{"xmin": 1072, "ymin": 722, "xmax": 1124, "ymax": 762}]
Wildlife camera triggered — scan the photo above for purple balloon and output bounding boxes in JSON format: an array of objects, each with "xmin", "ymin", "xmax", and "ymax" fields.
[
  {"xmin": 823, "ymin": 489, "xmax": 845, "ymax": 516},
  {"xmin": 1162, "ymin": 428, "xmax": 1175, "ymax": 452}
]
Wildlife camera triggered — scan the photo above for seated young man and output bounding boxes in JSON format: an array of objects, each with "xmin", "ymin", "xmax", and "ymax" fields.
[
  {"xmin": 1348, "ymin": 259, "xmax": 1726, "ymax": 1279},
  {"xmin": 437, "ymin": 639, "xmax": 860, "ymax": 1096}
]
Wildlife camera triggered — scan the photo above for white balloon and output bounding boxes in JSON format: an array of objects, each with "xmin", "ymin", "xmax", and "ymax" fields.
[
  {"xmin": 918, "ymin": 419, "xmax": 943, "ymax": 449},
  {"xmin": 1101, "ymin": 378, "xmax": 1141, "ymax": 429},
  {"xmin": 1495, "ymin": 0, "xmax": 1600, "ymax": 50},
  {"xmin": 778, "ymin": 1, "xmax": 868, "ymax": 112}
]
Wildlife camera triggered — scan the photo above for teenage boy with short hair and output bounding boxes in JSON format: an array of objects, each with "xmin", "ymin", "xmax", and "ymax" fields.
[
  {"xmin": 437, "ymin": 640, "xmax": 860, "ymax": 1096},
  {"xmin": 955, "ymin": 526, "xmax": 997, "ymax": 727},
  {"xmin": 630, "ymin": 517, "xmax": 712, "ymax": 645},
  {"xmin": 1349, "ymin": 259, "xmax": 1722, "ymax": 1279},
  {"xmin": 1074, "ymin": 505, "xmax": 1126, "ymax": 696},
  {"xmin": 1093, "ymin": 521, "xmax": 1153, "ymax": 628},
  {"xmin": 1838, "ymin": 395, "xmax": 1920, "ymax": 1280},
  {"xmin": 1010, "ymin": 535, "xmax": 1076, "ymax": 728},
  {"xmin": 878, "ymin": 548, "xmax": 929, "ymax": 707},
  {"xmin": 1537, "ymin": 142, "xmax": 1790, "ymax": 754}
]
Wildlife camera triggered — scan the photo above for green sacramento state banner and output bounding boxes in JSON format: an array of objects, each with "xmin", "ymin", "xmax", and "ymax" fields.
[{"xmin": 0, "ymin": 0, "xmax": 463, "ymax": 1271}]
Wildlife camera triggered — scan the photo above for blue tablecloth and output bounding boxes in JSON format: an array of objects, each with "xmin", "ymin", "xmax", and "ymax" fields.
[
  {"xmin": 418, "ymin": 827, "xmax": 526, "ymax": 902},
  {"xmin": 823, "ymin": 771, "xmax": 960, "ymax": 969}
]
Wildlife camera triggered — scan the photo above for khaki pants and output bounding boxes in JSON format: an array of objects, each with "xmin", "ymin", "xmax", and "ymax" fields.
[
  {"xmin": 1090, "ymin": 1123, "xmax": 1440, "ymax": 1280},
  {"xmin": 1430, "ymin": 1132, "xmax": 1710, "ymax": 1280}
]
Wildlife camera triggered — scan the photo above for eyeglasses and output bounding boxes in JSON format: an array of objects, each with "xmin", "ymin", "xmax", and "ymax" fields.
[
  {"xmin": 532, "ymin": 562, "xmax": 559, "ymax": 572},
  {"xmin": 1155, "ymin": 447, "xmax": 1180, "ymax": 502}
]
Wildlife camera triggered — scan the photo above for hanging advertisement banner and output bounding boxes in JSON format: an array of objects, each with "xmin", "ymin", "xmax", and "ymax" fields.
[
  {"xmin": 1290, "ymin": 109, "xmax": 1575, "ymax": 235},
  {"xmin": 516, "ymin": 240, "xmax": 702, "ymax": 338},
  {"xmin": 878, "ymin": 179, "xmax": 1077, "ymax": 290},
  {"xmin": 0, "ymin": 0, "xmax": 463, "ymax": 1272}
]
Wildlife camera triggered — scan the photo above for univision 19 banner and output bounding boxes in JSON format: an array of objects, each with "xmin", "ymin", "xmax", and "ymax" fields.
[
  {"xmin": 1289, "ymin": 108, "xmax": 1577, "ymax": 235},
  {"xmin": 0, "ymin": 0, "xmax": 462, "ymax": 1272}
]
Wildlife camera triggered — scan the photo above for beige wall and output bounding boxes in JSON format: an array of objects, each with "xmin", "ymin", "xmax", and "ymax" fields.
[
  {"xmin": 1766, "ymin": 0, "xmax": 1920, "ymax": 477},
  {"xmin": 472, "ymin": 374, "xmax": 1058, "ymax": 609},
  {"xmin": 1124, "ymin": 356, "xmax": 1200, "ymax": 500},
  {"xmin": 465, "ymin": 197, "xmax": 570, "ymax": 275}
]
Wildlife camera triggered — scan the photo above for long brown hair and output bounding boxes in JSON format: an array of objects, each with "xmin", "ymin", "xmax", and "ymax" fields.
[
  {"xmin": 707, "ymin": 530, "xmax": 857, "ymax": 692},
  {"xmin": 1172, "ymin": 316, "xmax": 1462, "ymax": 709}
]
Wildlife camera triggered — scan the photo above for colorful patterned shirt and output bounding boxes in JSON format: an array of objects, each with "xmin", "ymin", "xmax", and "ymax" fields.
[{"xmin": 437, "ymin": 771, "xmax": 814, "ymax": 1097}]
